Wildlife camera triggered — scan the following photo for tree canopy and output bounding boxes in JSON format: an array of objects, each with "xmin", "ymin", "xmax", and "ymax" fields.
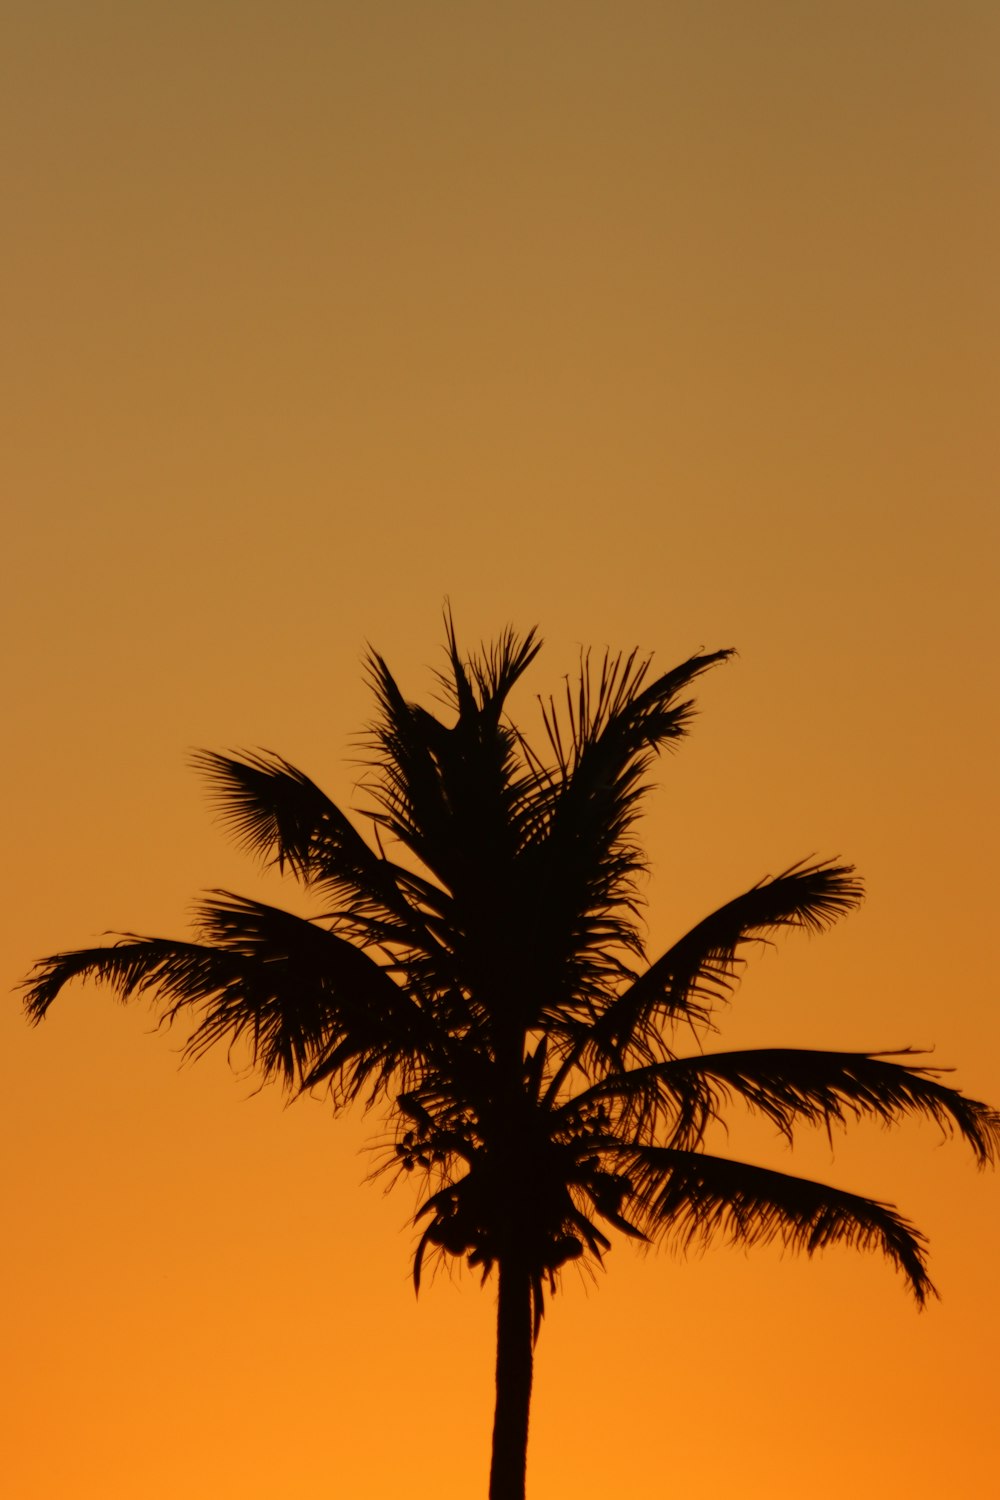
[{"xmin": 23, "ymin": 617, "xmax": 1000, "ymax": 1499}]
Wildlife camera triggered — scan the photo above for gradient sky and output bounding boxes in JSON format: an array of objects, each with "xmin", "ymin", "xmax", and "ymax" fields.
[{"xmin": 3, "ymin": 4, "xmax": 998, "ymax": 1496}]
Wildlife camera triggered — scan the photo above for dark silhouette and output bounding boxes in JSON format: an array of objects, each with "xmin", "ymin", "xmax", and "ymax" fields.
[{"xmin": 23, "ymin": 618, "xmax": 999, "ymax": 1500}]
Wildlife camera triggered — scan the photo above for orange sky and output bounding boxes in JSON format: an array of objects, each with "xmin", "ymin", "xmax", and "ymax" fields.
[{"xmin": 3, "ymin": 4, "xmax": 998, "ymax": 1496}]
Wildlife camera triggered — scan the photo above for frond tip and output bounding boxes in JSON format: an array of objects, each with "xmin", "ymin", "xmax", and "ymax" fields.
[
  {"xmin": 588, "ymin": 1048, "xmax": 1000, "ymax": 1162},
  {"xmin": 617, "ymin": 1145, "xmax": 937, "ymax": 1306},
  {"xmin": 593, "ymin": 859, "xmax": 865, "ymax": 1046},
  {"xmin": 22, "ymin": 896, "xmax": 418, "ymax": 1099}
]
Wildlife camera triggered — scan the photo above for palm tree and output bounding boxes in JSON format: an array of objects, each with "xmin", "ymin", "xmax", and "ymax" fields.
[{"xmin": 23, "ymin": 618, "xmax": 999, "ymax": 1500}]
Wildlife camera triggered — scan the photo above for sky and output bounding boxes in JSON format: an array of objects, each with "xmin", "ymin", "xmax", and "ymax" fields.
[{"xmin": 2, "ymin": 3, "xmax": 998, "ymax": 1495}]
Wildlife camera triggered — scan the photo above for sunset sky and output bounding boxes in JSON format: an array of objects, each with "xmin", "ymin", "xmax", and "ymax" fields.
[{"xmin": 3, "ymin": 3, "xmax": 998, "ymax": 1496}]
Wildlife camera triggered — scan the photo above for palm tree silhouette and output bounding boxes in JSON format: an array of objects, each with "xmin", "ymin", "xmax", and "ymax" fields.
[{"xmin": 23, "ymin": 618, "xmax": 999, "ymax": 1500}]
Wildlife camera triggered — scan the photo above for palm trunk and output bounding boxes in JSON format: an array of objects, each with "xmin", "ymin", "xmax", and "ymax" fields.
[{"xmin": 488, "ymin": 1255, "xmax": 534, "ymax": 1500}]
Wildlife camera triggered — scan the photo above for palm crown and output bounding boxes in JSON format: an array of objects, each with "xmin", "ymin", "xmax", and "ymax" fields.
[{"xmin": 23, "ymin": 618, "xmax": 999, "ymax": 1500}]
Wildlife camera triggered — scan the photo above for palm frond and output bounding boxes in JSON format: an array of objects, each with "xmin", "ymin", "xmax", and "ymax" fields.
[
  {"xmin": 24, "ymin": 936, "xmax": 247, "ymax": 1025},
  {"xmin": 539, "ymin": 648, "xmax": 733, "ymax": 777},
  {"xmin": 569, "ymin": 1048, "xmax": 1000, "ymax": 1162},
  {"xmin": 368, "ymin": 619, "xmax": 544, "ymax": 881},
  {"xmin": 593, "ymin": 860, "xmax": 864, "ymax": 1054},
  {"xmin": 363, "ymin": 649, "xmax": 454, "ymax": 871},
  {"xmin": 613, "ymin": 1143, "xmax": 935, "ymax": 1305},
  {"xmin": 537, "ymin": 649, "xmax": 733, "ymax": 852},
  {"xmin": 194, "ymin": 748, "xmax": 323, "ymax": 874},
  {"xmin": 24, "ymin": 893, "xmax": 419, "ymax": 1097},
  {"xmin": 513, "ymin": 650, "xmax": 735, "ymax": 1023},
  {"xmin": 437, "ymin": 608, "xmax": 543, "ymax": 726},
  {"xmin": 194, "ymin": 749, "xmax": 454, "ymax": 951}
]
